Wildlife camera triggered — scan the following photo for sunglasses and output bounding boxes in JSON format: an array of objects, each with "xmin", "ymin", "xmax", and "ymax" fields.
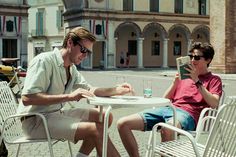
[
  {"xmin": 77, "ymin": 42, "xmax": 93, "ymax": 55},
  {"xmin": 188, "ymin": 54, "xmax": 204, "ymax": 61}
]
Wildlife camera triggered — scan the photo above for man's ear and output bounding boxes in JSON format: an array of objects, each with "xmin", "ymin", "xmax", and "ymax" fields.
[
  {"xmin": 67, "ymin": 38, "xmax": 73, "ymax": 48},
  {"xmin": 206, "ymin": 58, "xmax": 212, "ymax": 65}
]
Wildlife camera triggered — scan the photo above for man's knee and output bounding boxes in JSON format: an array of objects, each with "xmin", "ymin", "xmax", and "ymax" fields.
[
  {"xmin": 108, "ymin": 112, "xmax": 113, "ymax": 126},
  {"xmin": 75, "ymin": 123, "xmax": 104, "ymax": 141},
  {"xmin": 117, "ymin": 117, "xmax": 128, "ymax": 130},
  {"xmin": 160, "ymin": 127, "xmax": 175, "ymax": 142},
  {"xmin": 117, "ymin": 114, "xmax": 144, "ymax": 131},
  {"xmin": 161, "ymin": 127, "xmax": 173, "ymax": 135},
  {"xmin": 101, "ymin": 112, "xmax": 113, "ymax": 126}
]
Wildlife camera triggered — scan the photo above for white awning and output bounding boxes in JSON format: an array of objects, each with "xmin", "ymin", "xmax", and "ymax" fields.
[
  {"xmin": 34, "ymin": 42, "xmax": 45, "ymax": 48},
  {"xmin": 51, "ymin": 42, "xmax": 63, "ymax": 47}
]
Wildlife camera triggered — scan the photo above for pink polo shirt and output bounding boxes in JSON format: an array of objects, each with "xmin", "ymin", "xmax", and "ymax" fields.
[{"xmin": 171, "ymin": 72, "xmax": 222, "ymax": 125}]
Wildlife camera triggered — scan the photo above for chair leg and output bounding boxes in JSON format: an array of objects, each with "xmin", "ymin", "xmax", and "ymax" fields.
[
  {"xmin": 145, "ymin": 132, "xmax": 153, "ymax": 157},
  {"xmin": 47, "ymin": 141, "xmax": 54, "ymax": 157},
  {"xmin": 16, "ymin": 144, "xmax": 21, "ymax": 157},
  {"xmin": 68, "ymin": 141, "xmax": 73, "ymax": 157}
]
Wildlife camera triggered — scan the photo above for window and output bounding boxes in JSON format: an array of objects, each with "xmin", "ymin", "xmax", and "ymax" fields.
[
  {"xmin": 96, "ymin": 24, "xmax": 102, "ymax": 35},
  {"xmin": 36, "ymin": 8, "xmax": 45, "ymax": 36},
  {"xmin": 128, "ymin": 40, "xmax": 137, "ymax": 55},
  {"xmin": 151, "ymin": 41, "xmax": 160, "ymax": 55},
  {"xmin": 6, "ymin": 20, "xmax": 14, "ymax": 32},
  {"xmin": 150, "ymin": 0, "xmax": 159, "ymax": 12},
  {"xmin": 2, "ymin": 39, "xmax": 17, "ymax": 58},
  {"xmin": 199, "ymin": 0, "xmax": 206, "ymax": 15},
  {"xmin": 123, "ymin": 0, "xmax": 133, "ymax": 11},
  {"xmin": 34, "ymin": 47, "xmax": 44, "ymax": 56},
  {"xmin": 57, "ymin": 6, "xmax": 64, "ymax": 29},
  {"xmin": 175, "ymin": 0, "xmax": 183, "ymax": 14},
  {"xmin": 173, "ymin": 41, "xmax": 181, "ymax": 56}
]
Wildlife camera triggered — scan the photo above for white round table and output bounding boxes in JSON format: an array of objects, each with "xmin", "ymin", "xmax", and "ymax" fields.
[{"xmin": 87, "ymin": 96, "xmax": 176, "ymax": 157}]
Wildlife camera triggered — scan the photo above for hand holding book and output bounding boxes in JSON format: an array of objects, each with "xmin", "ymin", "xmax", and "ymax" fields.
[{"xmin": 176, "ymin": 56, "xmax": 191, "ymax": 80}]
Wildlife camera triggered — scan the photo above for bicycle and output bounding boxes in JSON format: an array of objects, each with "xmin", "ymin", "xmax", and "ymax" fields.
[
  {"xmin": 0, "ymin": 58, "xmax": 76, "ymax": 108},
  {"xmin": 0, "ymin": 58, "xmax": 26, "ymax": 97}
]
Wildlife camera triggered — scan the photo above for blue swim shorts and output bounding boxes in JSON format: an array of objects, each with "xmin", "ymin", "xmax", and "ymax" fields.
[{"xmin": 139, "ymin": 106, "xmax": 195, "ymax": 131}]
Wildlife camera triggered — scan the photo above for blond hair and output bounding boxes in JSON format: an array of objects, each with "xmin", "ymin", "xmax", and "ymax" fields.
[{"xmin": 62, "ymin": 27, "xmax": 96, "ymax": 48}]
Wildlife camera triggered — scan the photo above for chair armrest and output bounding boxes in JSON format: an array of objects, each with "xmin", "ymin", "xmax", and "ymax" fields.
[
  {"xmin": 198, "ymin": 108, "xmax": 217, "ymax": 124},
  {"xmin": 151, "ymin": 122, "xmax": 201, "ymax": 157},
  {"xmin": 195, "ymin": 116, "xmax": 216, "ymax": 142},
  {"xmin": 6, "ymin": 112, "xmax": 46, "ymax": 121},
  {"xmin": 2, "ymin": 112, "xmax": 52, "ymax": 144},
  {"xmin": 200, "ymin": 108, "xmax": 217, "ymax": 115}
]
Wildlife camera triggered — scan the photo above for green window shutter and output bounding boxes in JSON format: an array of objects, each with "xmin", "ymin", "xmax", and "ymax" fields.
[
  {"xmin": 39, "ymin": 12, "xmax": 44, "ymax": 35},
  {"xmin": 56, "ymin": 10, "xmax": 61, "ymax": 28},
  {"xmin": 36, "ymin": 12, "xmax": 39, "ymax": 35}
]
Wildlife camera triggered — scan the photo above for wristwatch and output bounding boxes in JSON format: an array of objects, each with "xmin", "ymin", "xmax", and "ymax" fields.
[{"xmin": 195, "ymin": 80, "xmax": 203, "ymax": 88}]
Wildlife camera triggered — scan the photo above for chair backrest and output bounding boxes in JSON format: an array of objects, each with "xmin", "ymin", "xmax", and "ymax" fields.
[
  {"xmin": 203, "ymin": 96, "xmax": 236, "ymax": 157},
  {"xmin": 0, "ymin": 81, "xmax": 24, "ymax": 142},
  {"xmin": 202, "ymin": 90, "xmax": 225, "ymax": 132}
]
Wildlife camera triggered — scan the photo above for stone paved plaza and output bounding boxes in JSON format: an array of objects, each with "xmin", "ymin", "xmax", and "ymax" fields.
[{"xmin": 6, "ymin": 69, "xmax": 236, "ymax": 157}]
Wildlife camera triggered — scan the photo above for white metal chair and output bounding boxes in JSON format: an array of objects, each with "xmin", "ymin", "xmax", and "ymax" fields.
[
  {"xmin": 145, "ymin": 104, "xmax": 177, "ymax": 157},
  {"xmin": 192, "ymin": 90, "xmax": 225, "ymax": 142},
  {"xmin": 145, "ymin": 90, "xmax": 225, "ymax": 157},
  {"xmin": 0, "ymin": 81, "xmax": 73, "ymax": 157},
  {"xmin": 150, "ymin": 95, "xmax": 236, "ymax": 157}
]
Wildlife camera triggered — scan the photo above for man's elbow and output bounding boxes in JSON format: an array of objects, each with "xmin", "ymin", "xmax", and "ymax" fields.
[
  {"xmin": 211, "ymin": 105, "xmax": 218, "ymax": 109},
  {"xmin": 21, "ymin": 96, "xmax": 32, "ymax": 106},
  {"xmin": 211, "ymin": 102, "xmax": 219, "ymax": 109}
]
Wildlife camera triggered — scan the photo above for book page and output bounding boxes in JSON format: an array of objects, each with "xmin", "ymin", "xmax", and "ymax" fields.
[{"xmin": 176, "ymin": 56, "xmax": 191, "ymax": 80}]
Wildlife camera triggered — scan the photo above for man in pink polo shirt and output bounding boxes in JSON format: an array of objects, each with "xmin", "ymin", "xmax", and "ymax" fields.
[{"xmin": 117, "ymin": 42, "xmax": 222, "ymax": 157}]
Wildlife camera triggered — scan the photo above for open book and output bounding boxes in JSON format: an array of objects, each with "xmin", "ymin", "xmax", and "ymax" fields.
[
  {"xmin": 85, "ymin": 95, "xmax": 139, "ymax": 101},
  {"xmin": 176, "ymin": 56, "xmax": 191, "ymax": 80}
]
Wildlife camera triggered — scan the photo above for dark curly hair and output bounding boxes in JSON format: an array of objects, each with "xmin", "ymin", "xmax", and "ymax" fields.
[{"xmin": 189, "ymin": 42, "xmax": 215, "ymax": 67}]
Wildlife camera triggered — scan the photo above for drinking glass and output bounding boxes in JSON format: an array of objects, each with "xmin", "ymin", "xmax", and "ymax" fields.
[{"xmin": 143, "ymin": 80, "xmax": 152, "ymax": 98}]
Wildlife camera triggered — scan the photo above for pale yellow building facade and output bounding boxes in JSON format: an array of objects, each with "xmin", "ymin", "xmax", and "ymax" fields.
[
  {"xmin": 27, "ymin": 0, "xmax": 65, "ymax": 62},
  {"xmin": 0, "ymin": 0, "xmax": 29, "ymax": 67},
  {"xmin": 63, "ymin": 0, "xmax": 210, "ymax": 69}
]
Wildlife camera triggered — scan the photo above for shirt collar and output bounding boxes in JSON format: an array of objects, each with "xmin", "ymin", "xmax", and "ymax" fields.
[
  {"xmin": 199, "ymin": 71, "xmax": 212, "ymax": 79},
  {"xmin": 53, "ymin": 48, "xmax": 64, "ymax": 67}
]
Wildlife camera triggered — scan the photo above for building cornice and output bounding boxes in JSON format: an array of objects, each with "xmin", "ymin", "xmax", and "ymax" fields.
[
  {"xmin": 64, "ymin": 9, "xmax": 209, "ymax": 25},
  {"xmin": 0, "ymin": 4, "xmax": 30, "ymax": 16}
]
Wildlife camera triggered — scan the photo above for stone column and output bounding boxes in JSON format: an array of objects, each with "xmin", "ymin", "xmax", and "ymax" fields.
[
  {"xmin": 210, "ymin": 0, "xmax": 236, "ymax": 73},
  {"xmin": 162, "ymin": 38, "xmax": 169, "ymax": 68},
  {"xmin": 106, "ymin": 23, "xmax": 115, "ymax": 68},
  {"xmin": 106, "ymin": 37, "xmax": 116, "ymax": 69},
  {"xmin": 137, "ymin": 38, "xmax": 144, "ymax": 68},
  {"xmin": 0, "ymin": 39, "xmax": 2, "ymax": 59},
  {"xmin": 188, "ymin": 39, "xmax": 193, "ymax": 52},
  {"xmin": 21, "ymin": 17, "xmax": 28, "ymax": 67}
]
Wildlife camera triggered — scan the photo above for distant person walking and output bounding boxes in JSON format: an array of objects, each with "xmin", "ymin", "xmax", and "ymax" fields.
[
  {"xmin": 119, "ymin": 51, "xmax": 125, "ymax": 68},
  {"xmin": 126, "ymin": 52, "xmax": 130, "ymax": 68}
]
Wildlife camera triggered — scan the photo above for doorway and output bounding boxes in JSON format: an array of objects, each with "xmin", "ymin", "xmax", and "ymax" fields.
[
  {"xmin": 2, "ymin": 39, "xmax": 17, "ymax": 58},
  {"xmin": 93, "ymin": 41, "xmax": 105, "ymax": 69}
]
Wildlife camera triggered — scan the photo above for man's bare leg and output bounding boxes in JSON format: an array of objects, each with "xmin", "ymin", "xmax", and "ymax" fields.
[
  {"xmin": 79, "ymin": 138, "xmax": 95, "ymax": 155},
  {"xmin": 161, "ymin": 120, "xmax": 181, "ymax": 142},
  {"xmin": 78, "ymin": 108, "xmax": 117, "ymax": 156},
  {"xmin": 117, "ymin": 114, "xmax": 144, "ymax": 157}
]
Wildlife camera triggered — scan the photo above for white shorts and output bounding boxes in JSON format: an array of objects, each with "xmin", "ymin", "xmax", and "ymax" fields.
[{"xmin": 21, "ymin": 108, "xmax": 90, "ymax": 143}]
